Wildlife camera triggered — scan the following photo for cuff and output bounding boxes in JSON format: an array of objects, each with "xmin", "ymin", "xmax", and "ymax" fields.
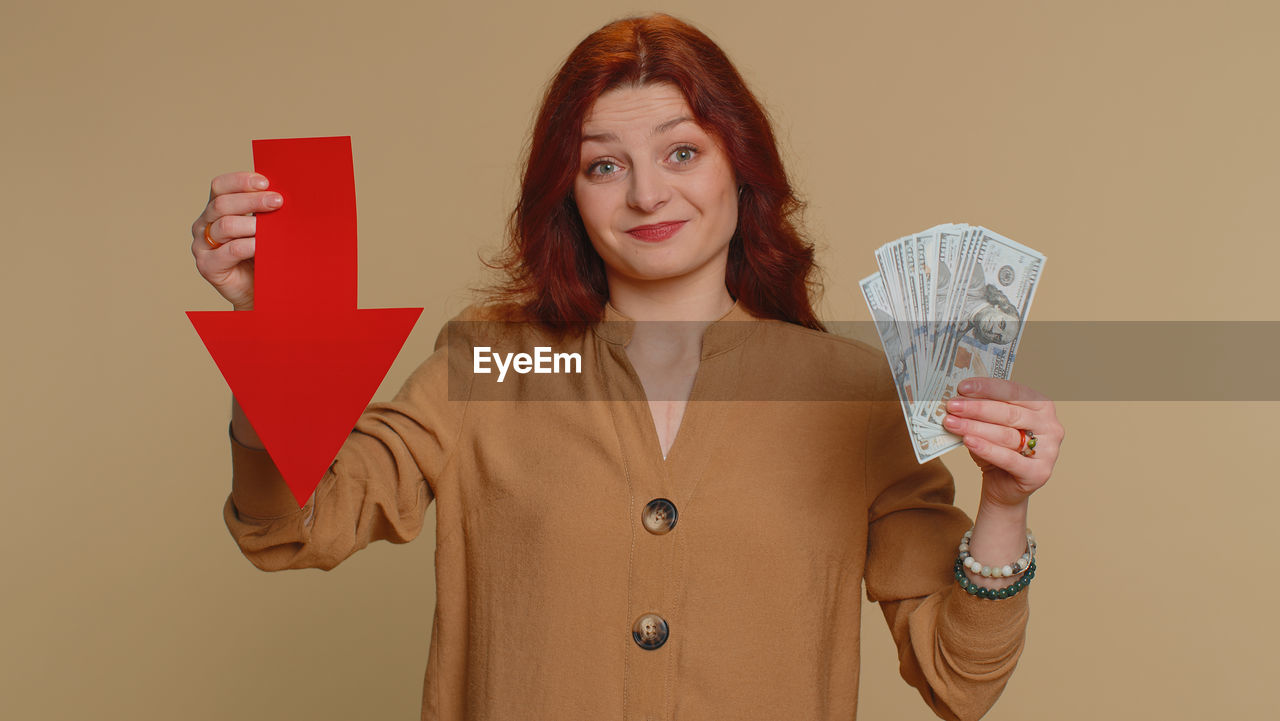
[
  {"xmin": 229, "ymin": 423, "xmax": 305, "ymax": 519},
  {"xmin": 938, "ymin": 581, "xmax": 1031, "ymax": 658}
]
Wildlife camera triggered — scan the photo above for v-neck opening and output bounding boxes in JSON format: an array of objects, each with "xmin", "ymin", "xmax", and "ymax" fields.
[
  {"xmin": 594, "ymin": 299, "xmax": 760, "ymax": 474},
  {"xmin": 613, "ymin": 344, "xmax": 702, "ymax": 467}
]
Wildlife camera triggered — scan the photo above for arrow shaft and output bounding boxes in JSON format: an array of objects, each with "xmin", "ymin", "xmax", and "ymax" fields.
[{"xmin": 252, "ymin": 136, "xmax": 358, "ymax": 312}]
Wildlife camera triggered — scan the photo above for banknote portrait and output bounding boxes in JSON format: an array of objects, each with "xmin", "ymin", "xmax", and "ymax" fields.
[
  {"xmin": 943, "ymin": 263, "xmax": 1021, "ymax": 348},
  {"xmin": 965, "ymin": 281, "xmax": 1021, "ymax": 346}
]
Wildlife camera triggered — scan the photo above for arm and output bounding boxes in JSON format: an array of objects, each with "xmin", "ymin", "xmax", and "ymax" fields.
[
  {"xmin": 230, "ymin": 395, "xmax": 263, "ymax": 449},
  {"xmin": 191, "ymin": 172, "xmax": 477, "ymax": 570},
  {"xmin": 863, "ymin": 380, "xmax": 1030, "ymax": 721},
  {"xmin": 223, "ymin": 320, "xmax": 473, "ymax": 572}
]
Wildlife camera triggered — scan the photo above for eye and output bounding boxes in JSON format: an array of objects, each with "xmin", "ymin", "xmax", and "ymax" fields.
[
  {"xmin": 587, "ymin": 159, "xmax": 620, "ymax": 177},
  {"xmin": 668, "ymin": 145, "xmax": 698, "ymax": 164}
]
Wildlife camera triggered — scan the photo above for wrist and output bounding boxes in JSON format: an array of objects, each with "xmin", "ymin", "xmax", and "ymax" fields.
[
  {"xmin": 966, "ymin": 501, "xmax": 1032, "ymax": 590},
  {"xmin": 977, "ymin": 494, "xmax": 1029, "ymax": 524},
  {"xmin": 958, "ymin": 523, "xmax": 1036, "ymax": 590}
]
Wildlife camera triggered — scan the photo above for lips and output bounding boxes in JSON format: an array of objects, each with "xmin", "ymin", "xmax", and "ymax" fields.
[{"xmin": 626, "ymin": 220, "xmax": 687, "ymax": 242}]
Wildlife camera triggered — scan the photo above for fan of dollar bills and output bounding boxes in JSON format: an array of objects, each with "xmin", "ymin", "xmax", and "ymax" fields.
[{"xmin": 860, "ymin": 223, "xmax": 1046, "ymax": 463}]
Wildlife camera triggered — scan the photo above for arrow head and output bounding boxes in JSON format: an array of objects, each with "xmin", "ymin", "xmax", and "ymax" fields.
[{"xmin": 188, "ymin": 307, "xmax": 423, "ymax": 507}]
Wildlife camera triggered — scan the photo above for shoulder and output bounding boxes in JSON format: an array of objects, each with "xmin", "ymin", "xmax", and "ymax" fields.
[
  {"xmin": 742, "ymin": 319, "xmax": 896, "ymax": 401},
  {"xmin": 432, "ymin": 301, "xmax": 562, "ymax": 351},
  {"xmin": 757, "ymin": 319, "xmax": 886, "ymax": 364},
  {"xmin": 748, "ymin": 318, "xmax": 889, "ymax": 373}
]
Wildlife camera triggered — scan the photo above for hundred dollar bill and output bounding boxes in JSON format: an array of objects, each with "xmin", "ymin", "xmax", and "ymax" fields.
[
  {"xmin": 914, "ymin": 225, "xmax": 982, "ymax": 428},
  {"xmin": 926, "ymin": 225, "xmax": 965, "ymax": 372},
  {"xmin": 874, "ymin": 239, "xmax": 914, "ymax": 381},
  {"xmin": 860, "ymin": 272, "xmax": 963, "ymax": 463},
  {"xmin": 860, "ymin": 272, "xmax": 916, "ymax": 405},
  {"xmin": 862, "ymin": 223, "xmax": 1045, "ymax": 463},
  {"xmin": 915, "ymin": 226, "xmax": 1046, "ymax": 433}
]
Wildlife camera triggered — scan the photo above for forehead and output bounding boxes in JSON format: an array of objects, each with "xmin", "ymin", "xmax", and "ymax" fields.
[{"xmin": 581, "ymin": 83, "xmax": 695, "ymax": 135}]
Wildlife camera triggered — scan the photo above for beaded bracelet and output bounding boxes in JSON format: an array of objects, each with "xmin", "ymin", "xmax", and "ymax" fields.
[
  {"xmin": 954, "ymin": 557, "xmax": 1036, "ymax": 599},
  {"xmin": 958, "ymin": 527, "xmax": 1036, "ymax": 579}
]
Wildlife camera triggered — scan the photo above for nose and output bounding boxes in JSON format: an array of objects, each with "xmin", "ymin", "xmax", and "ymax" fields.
[{"xmin": 626, "ymin": 162, "xmax": 670, "ymax": 214}]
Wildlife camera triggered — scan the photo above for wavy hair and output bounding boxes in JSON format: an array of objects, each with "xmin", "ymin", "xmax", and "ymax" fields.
[{"xmin": 485, "ymin": 13, "xmax": 825, "ymax": 332}]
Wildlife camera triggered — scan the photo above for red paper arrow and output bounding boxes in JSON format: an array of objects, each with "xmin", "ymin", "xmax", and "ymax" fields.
[{"xmin": 188, "ymin": 136, "xmax": 422, "ymax": 507}]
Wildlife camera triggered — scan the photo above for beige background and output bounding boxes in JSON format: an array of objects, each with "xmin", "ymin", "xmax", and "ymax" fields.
[{"xmin": 3, "ymin": 0, "xmax": 1276, "ymax": 718}]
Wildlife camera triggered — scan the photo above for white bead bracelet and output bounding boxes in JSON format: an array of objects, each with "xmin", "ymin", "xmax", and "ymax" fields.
[{"xmin": 957, "ymin": 527, "xmax": 1036, "ymax": 579}]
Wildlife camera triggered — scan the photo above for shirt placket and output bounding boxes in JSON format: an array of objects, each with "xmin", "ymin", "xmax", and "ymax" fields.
[{"xmin": 604, "ymin": 340, "xmax": 738, "ymax": 721}]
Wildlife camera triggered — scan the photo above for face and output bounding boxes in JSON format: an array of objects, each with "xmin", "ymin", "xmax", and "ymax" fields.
[
  {"xmin": 573, "ymin": 82, "xmax": 739, "ymax": 288},
  {"xmin": 972, "ymin": 304, "xmax": 1020, "ymax": 345}
]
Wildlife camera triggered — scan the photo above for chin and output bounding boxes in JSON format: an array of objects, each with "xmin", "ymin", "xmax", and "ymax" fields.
[
  {"xmin": 599, "ymin": 239, "xmax": 730, "ymax": 286},
  {"xmin": 621, "ymin": 264, "xmax": 695, "ymax": 283},
  {"xmin": 601, "ymin": 249, "xmax": 684, "ymax": 281}
]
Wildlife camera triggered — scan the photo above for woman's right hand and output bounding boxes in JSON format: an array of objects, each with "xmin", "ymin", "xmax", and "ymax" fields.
[{"xmin": 190, "ymin": 172, "xmax": 284, "ymax": 311}]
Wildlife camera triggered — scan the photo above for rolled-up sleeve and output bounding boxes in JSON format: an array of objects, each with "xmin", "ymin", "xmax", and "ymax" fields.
[
  {"xmin": 223, "ymin": 317, "xmax": 473, "ymax": 572},
  {"xmin": 863, "ymin": 371, "xmax": 1029, "ymax": 721}
]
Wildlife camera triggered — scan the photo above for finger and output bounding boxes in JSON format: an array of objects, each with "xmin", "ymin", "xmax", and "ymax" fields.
[
  {"xmin": 200, "ymin": 189, "xmax": 283, "ymax": 226},
  {"xmin": 956, "ymin": 378, "xmax": 1048, "ymax": 407},
  {"xmin": 191, "ymin": 214, "xmax": 256, "ymax": 257},
  {"xmin": 195, "ymin": 237, "xmax": 256, "ymax": 277},
  {"xmin": 943, "ymin": 413, "xmax": 1022, "ymax": 450},
  {"xmin": 945, "ymin": 397, "xmax": 1040, "ymax": 433},
  {"xmin": 217, "ymin": 236, "xmax": 257, "ymax": 264},
  {"xmin": 960, "ymin": 434, "xmax": 1045, "ymax": 483},
  {"xmin": 207, "ymin": 215, "xmax": 257, "ymax": 246},
  {"xmin": 210, "ymin": 172, "xmax": 270, "ymax": 200}
]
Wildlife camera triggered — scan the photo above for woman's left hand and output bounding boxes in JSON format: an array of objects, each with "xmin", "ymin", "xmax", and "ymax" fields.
[{"xmin": 941, "ymin": 378, "xmax": 1064, "ymax": 509}]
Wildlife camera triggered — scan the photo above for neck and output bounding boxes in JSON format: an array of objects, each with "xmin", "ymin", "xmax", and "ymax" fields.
[
  {"xmin": 609, "ymin": 281, "xmax": 735, "ymax": 355},
  {"xmin": 606, "ymin": 275, "xmax": 735, "ymax": 324}
]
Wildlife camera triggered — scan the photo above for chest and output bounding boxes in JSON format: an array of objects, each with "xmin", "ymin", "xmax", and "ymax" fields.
[
  {"xmin": 456, "ymin": 397, "xmax": 870, "ymax": 563},
  {"xmin": 626, "ymin": 339, "xmax": 701, "ymax": 459}
]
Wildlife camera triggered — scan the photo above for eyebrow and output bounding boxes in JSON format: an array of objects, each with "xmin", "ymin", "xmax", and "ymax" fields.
[{"xmin": 581, "ymin": 116, "xmax": 695, "ymax": 144}]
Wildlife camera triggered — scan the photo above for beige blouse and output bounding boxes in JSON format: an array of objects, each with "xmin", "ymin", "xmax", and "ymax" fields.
[{"xmin": 224, "ymin": 301, "xmax": 1029, "ymax": 721}]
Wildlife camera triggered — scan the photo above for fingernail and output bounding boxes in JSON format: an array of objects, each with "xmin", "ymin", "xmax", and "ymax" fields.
[
  {"xmin": 267, "ymin": 194, "xmax": 282, "ymax": 207},
  {"xmin": 958, "ymin": 380, "xmax": 976, "ymax": 393},
  {"xmin": 947, "ymin": 399, "xmax": 964, "ymax": 412},
  {"xmin": 964, "ymin": 436, "xmax": 980, "ymax": 448},
  {"xmin": 943, "ymin": 414, "xmax": 960, "ymax": 429},
  {"xmin": 253, "ymin": 176, "xmax": 269, "ymax": 189}
]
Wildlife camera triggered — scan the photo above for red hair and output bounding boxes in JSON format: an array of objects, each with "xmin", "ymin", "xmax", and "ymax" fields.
[{"xmin": 485, "ymin": 13, "xmax": 825, "ymax": 332}]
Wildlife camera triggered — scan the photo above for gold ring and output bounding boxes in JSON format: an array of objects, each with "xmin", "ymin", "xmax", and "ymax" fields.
[{"xmin": 204, "ymin": 221, "xmax": 222, "ymax": 249}]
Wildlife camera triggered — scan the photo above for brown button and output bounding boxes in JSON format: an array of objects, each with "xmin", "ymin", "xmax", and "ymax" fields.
[
  {"xmin": 641, "ymin": 498, "xmax": 678, "ymax": 535},
  {"xmin": 632, "ymin": 613, "xmax": 669, "ymax": 650}
]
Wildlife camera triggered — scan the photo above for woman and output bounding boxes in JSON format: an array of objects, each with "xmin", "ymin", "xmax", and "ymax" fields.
[{"xmin": 190, "ymin": 13, "xmax": 1063, "ymax": 721}]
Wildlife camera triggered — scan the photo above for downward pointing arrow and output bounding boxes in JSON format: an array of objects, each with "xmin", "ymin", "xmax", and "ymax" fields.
[{"xmin": 188, "ymin": 136, "xmax": 422, "ymax": 507}]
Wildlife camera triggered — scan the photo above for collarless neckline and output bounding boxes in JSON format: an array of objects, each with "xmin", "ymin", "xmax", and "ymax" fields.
[{"xmin": 592, "ymin": 299, "xmax": 760, "ymax": 359}]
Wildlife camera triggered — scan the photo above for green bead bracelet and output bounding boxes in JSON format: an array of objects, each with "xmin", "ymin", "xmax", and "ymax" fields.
[{"xmin": 954, "ymin": 556, "xmax": 1036, "ymax": 600}]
